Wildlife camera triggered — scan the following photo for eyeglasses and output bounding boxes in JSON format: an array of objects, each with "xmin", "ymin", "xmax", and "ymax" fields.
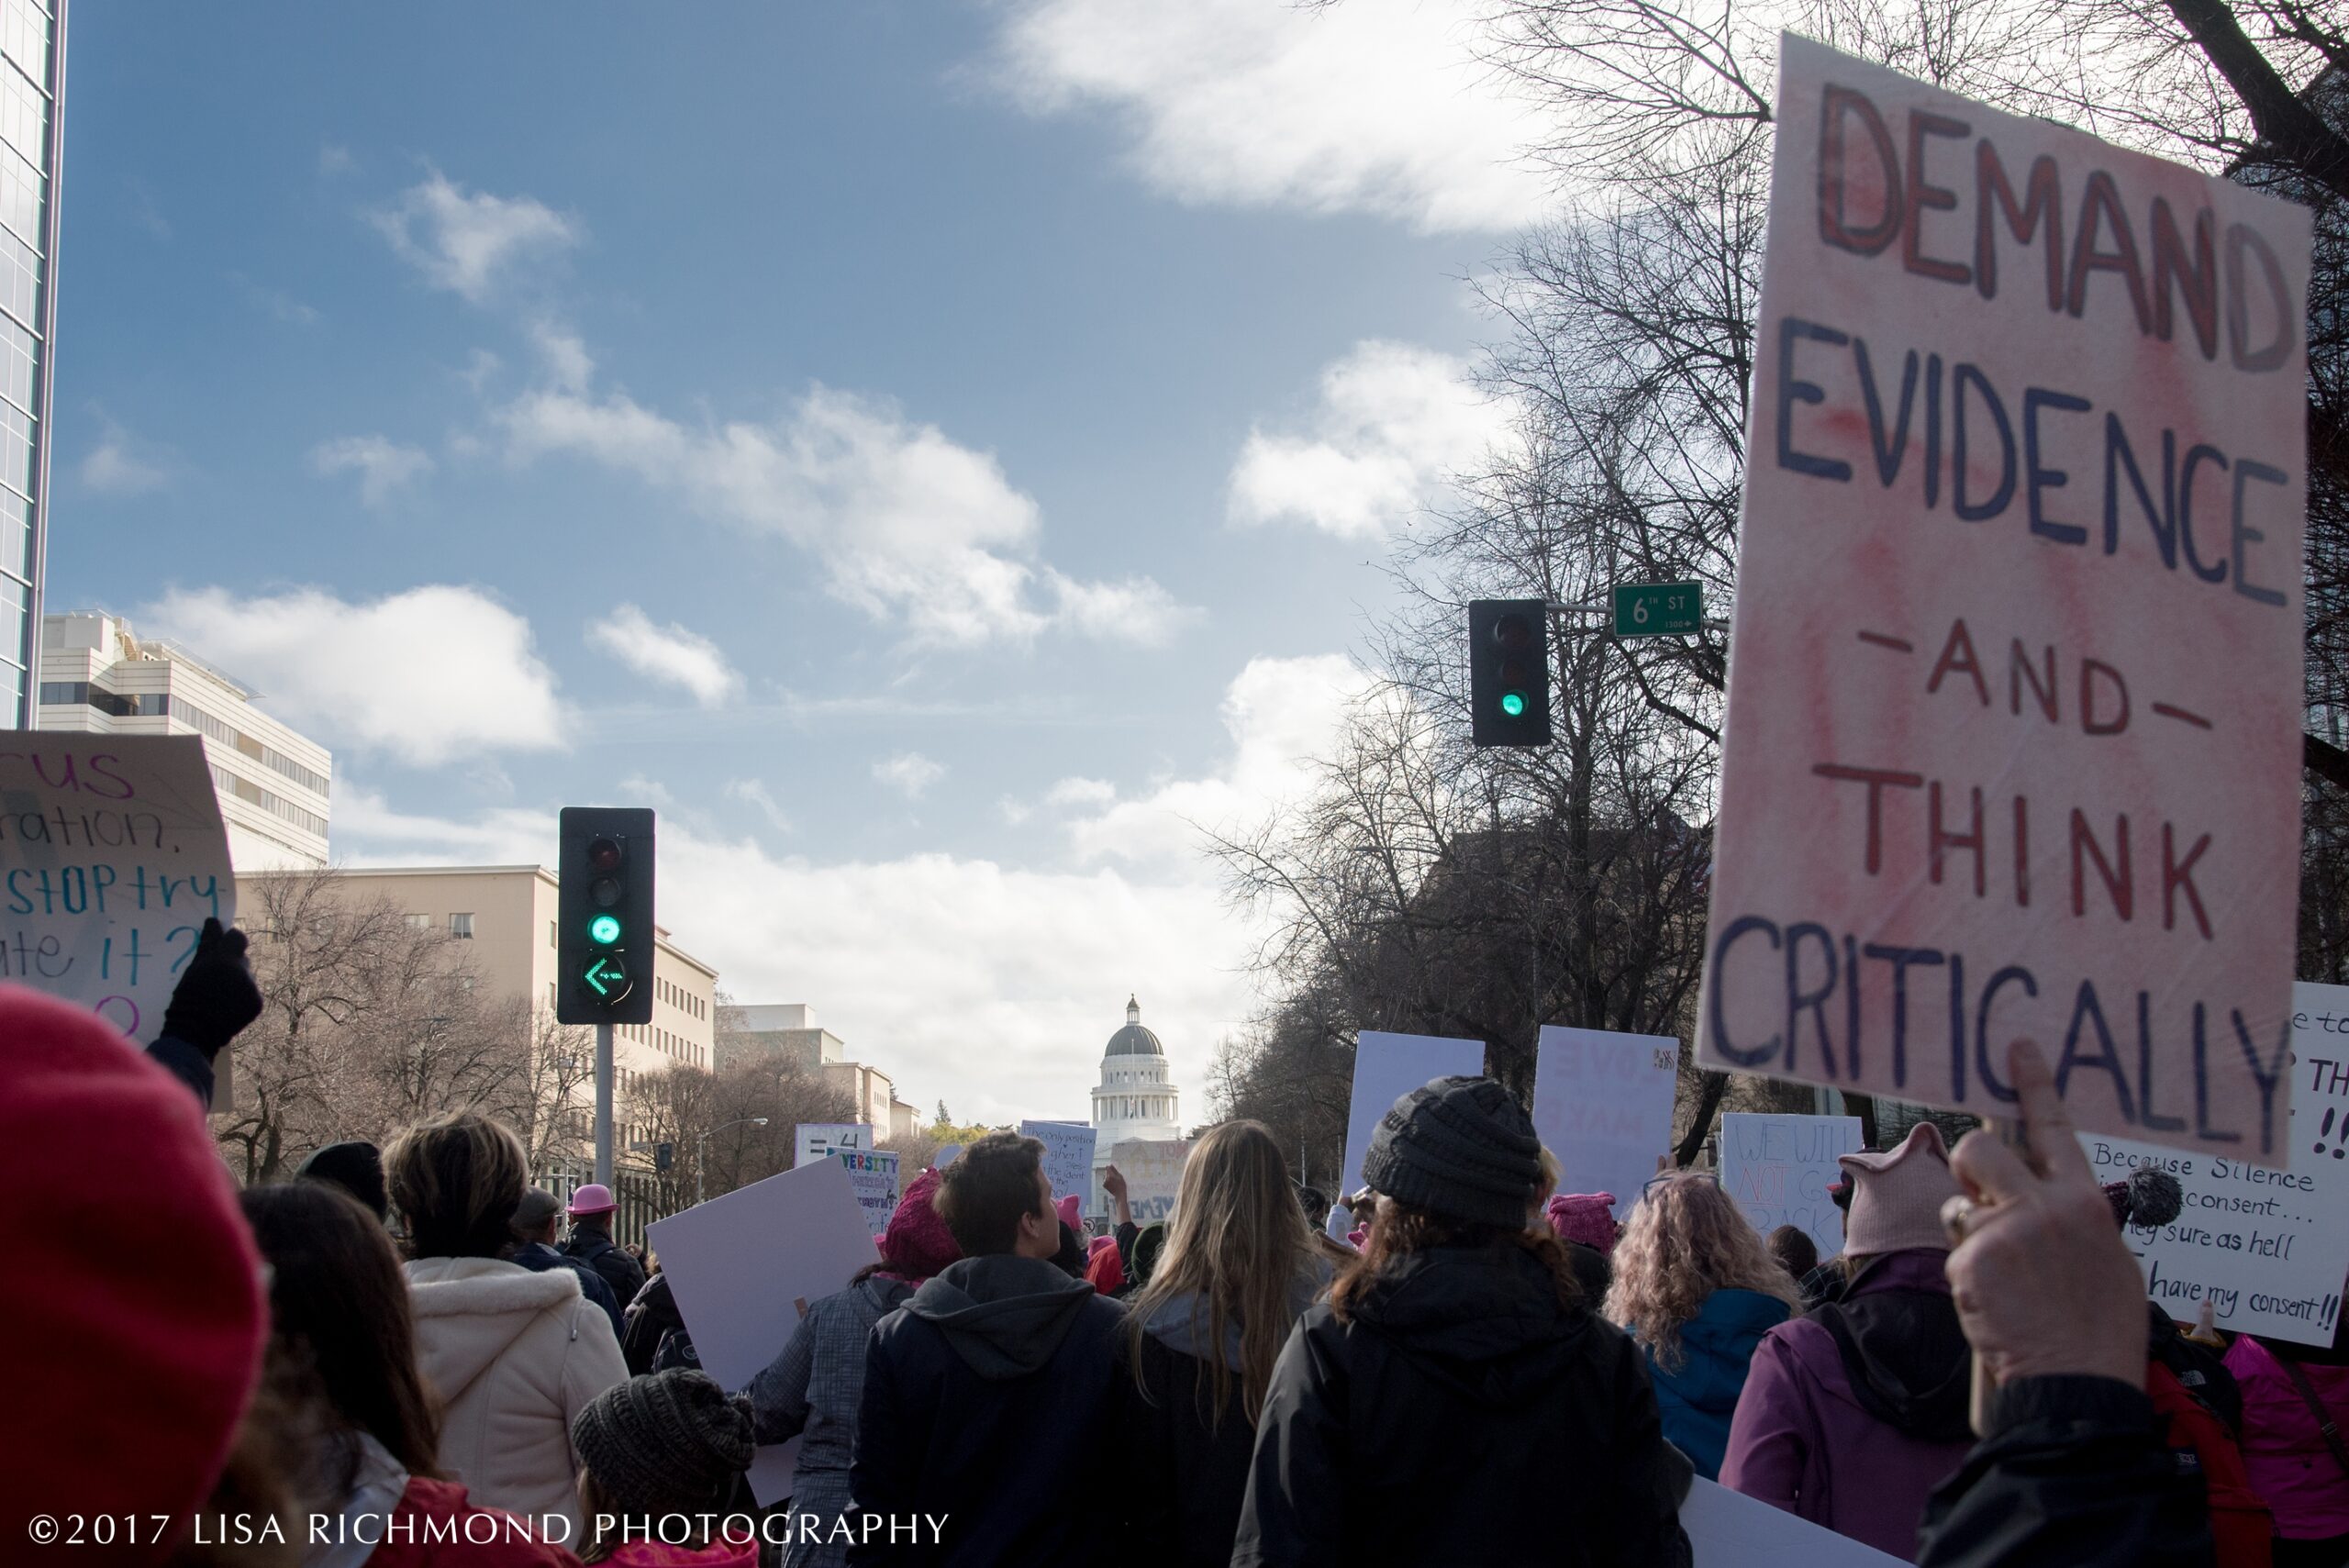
[{"xmin": 1642, "ymin": 1170, "xmax": 1719, "ymax": 1195}]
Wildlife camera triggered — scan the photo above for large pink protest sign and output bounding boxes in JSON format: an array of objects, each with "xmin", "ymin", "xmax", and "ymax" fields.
[{"xmin": 1699, "ymin": 36, "xmax": 2311, "ymax": 1161}]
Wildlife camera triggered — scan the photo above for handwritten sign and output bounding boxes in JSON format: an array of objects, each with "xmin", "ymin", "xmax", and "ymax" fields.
[
  {"xmin": 1110, "ymin": 1138, "xmax": 1192, "ymax": 1224},
  {"xmin": 1699, "ymin": 34, "xmax": 2312, "ymax": 1161},
  {"xmin": 1532, "ymin": 1026, "xmax": 1681, "ymax": 1219},
  {"xmin": 833, "ymin": 1146, "xmax": 899, "ymax": 1236},
  {"xmin": 646, "ymin": 1158, "xmax": 881, "ymax": 1506},
  {"xmin": 2083, "ymin": 982, "xmax": 2349, "ymax": 1346},
  {"xmin": 0, "ymin": 737, "xmax": 235, "ymax": 1066},
  {"xmin": 1019, "ymin": 1119, "xmax": 1098, "ymax": 1212},
  {"xmin": 794, "ymin": 1122, "xmax": 872, "ymax": 1169},
  {"xmin": 1341, "ymin": 1031, "xmax": 1486, "ymax": 1201},
  {"xmin": 1720, "ymin": 1113, "xmax": 1865, "ymax": 1260}
]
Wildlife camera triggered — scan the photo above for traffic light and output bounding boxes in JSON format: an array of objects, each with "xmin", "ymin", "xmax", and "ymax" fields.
[
  {"xmin": 557, "ymin": 806, "xmax": 655, "ymax": 1026},
  {"xmin": 655, "ymin": 1141, "xmax": 674, "ymax": 1173},
  {"xmin": 1468, "ymin": 598, "xmax": 1553, "ymax": 747}
]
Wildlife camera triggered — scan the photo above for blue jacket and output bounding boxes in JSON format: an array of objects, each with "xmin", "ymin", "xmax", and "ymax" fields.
[{"xmin": 1645, "ymin": 1287, "xmax": 1791, "ymax": 1479}]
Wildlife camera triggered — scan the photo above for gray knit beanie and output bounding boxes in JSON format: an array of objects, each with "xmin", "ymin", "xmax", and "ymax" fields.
[
  {"xmin": 1360, "ymin": 1075, "xmax": 1542, "ymax": 1229},
  {"xmin": 571, "ymin": 1368, "xmax": 753, "ymax": 1518}
]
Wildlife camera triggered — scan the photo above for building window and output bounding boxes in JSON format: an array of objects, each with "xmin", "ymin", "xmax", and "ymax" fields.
[
  {"xmin": 549, "ymin": 919, "xmax": 557, "ymax": 949},
  {"xmin": 404, "ymin": 913, "xmax": 430, "ymax": 930},
  {"xmin": 547, "ymin": 981, "xmax": 555, "ymax": 1010},
  {"xmin": 449, "ymin": 913, "xmax": 473, "ymax": 940}
]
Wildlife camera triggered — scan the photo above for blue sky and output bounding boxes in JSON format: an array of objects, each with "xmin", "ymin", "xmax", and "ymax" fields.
[{"xmin": 51, "ymin": 0, "xmax": 1551, "ymax": 1121}]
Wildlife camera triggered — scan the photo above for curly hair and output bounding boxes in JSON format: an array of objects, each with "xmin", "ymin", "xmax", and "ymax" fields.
[
  {"xmin": 1330, "ymin": 1198, "xmax": 1584, "ymax": 1323},
  {"xmin": 1603, "ymin": 1174, "xmax": 1800, "ymax": 1371}
]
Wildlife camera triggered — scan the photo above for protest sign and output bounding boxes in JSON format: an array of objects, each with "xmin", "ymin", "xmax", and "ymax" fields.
[
  {"xmin": 2082, "ymin": 981, "xmax": 2349, "ymax": 1346},
  {"xmin": 1682, "ymin": 1477, "xmax": 1904, "ymax": 1566},
  {"xmin": 834, "ymin": 1146, "xmax": 899, "ymax": 1236},
  {"xmin": 1699, "ymin": 34, "xmax": 2312, "ymax": 1161},
  {"xmin": 794, "ymin": 1122, "xmax": 872, "ymax": 1168},
  {"xmin": 1720, "ymin": 1113, "xmax": 1865, "ymax": 1260},
  {"xmin": 1019, "ymin": 1119, "xmax": 1099, "ymax": 1209},
  {"xmin": 1531, "ymin": 1026, "xmax": 1680, "ymax": 1219},
  {"xmin": 1341, "ymin": 1031, "xmax": 1485, "ymax": 1201},
  {"xmin": 934, "ymin": 1143, "xmax": 964, "ymax": 1168},
  {"xmin": 0, "ymin": 737, "xmax": 235, "ymax": 1079},
  {"xmin": 646, "ymin": 1157, "xmax": 879, "ymax": 1505},
  {"xmin": 1110, "ymin": 1138, "xmax": 1191, "ymax": 1223}
]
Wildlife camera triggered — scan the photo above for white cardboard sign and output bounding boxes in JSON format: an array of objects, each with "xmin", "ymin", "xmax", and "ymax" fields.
[
  {"xmin": 1532, "ymin": 1026, "xmax": 1681, "ymax": 1219},
  {"xmin": 794, "ymin": 1121, "xmax": 872, "ymax": 1169},
  {"xmin": 0, "ymin": 736, "xmax": 235, "ymax": 1051},
  {"xmin": 1682, "ymin": 1477, "xmax": 1905, "ymax": 1566},
  {"xmin": 2085, "ymin": 980, "xmax": 2349, "ymax": 1346},
  {"xmin": 1019, "ymin": 1119, "xmax": 1098, "ymax": 1209},
  {"xmin": 1720, "ymin": 1113, "xmax": 1866, "ymax": 1261},
  {"xmin": 646, "ymin": 1157, "xmax": 883, "ymax": 1505},
  {"xmin": 1110, "ymin": 1138, "xmax": 1191, "ymax": 1224},
  {"xmin": 1699, "ymin": 34, "xmax": 2312, "ymax": 1162},
  {"xmin": 1341, "ymin": 1031, "xmax": 1486, "ymax": 1201}
]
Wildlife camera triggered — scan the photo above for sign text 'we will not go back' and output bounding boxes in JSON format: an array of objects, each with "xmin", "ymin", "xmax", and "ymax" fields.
[{"xmin": 1698, "ymin": 36, "xmax": 2312, "ymax": 1161}]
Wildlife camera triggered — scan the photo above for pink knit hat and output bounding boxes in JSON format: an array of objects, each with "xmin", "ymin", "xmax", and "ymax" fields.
[
  {"xmin": 1839, "ymin": 1122, "xmax": 1960, "ymax": 1257},
  {"xmin": 877, "ymin": 1168, "xmax": 960, "ymax": 1282},
  {"xmin": 1054, "ymin": 1194, "xmax": 1083, "ymax": 1233},
  {"xmin": 1546, "ymin": 1193, "xmax": 1620, "ymax": 1255}
]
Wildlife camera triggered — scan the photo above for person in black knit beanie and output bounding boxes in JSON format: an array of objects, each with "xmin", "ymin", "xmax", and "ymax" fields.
[{"xmin": 571, "ymin": 1367, "xmax": 756, "ymax": 1564}]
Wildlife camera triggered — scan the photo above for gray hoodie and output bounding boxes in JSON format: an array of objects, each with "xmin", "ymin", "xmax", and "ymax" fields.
[
  {"xmin": 901, "ymin": 1253, "xmax": 1104, "ymax": 1379},
  {"xmin": 1141, "ymin": 1254, "xmax": 1334, "ymax": 1370}
]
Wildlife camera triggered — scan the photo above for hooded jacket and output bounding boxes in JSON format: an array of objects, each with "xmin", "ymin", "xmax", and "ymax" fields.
[
  {"xmin": 513, "ymin": 1239, "xmax": 624, "ymax": 1341},
  {"xmin": 561, "ymin": 1224, "xmax": 646, "ymax": 1311},
  {"xmin": 1113, "ymin": 1258, "xmax": 1333, "ymax": 1568},
  {"xmin": 1720, "ymin": 1249, "xmax": 1975, "ymax": 1562},
  {"xmin": 1233, "ymin": 1244, "xmax": 1691, "ymax": 1568},
  {"xmin": 405, "ymin": 1256, "xmax": 629, "ymax": 1537},
  {"xmin": 1644, "ymin": 1286, "xmax": 1792, "ymax": 1480},
  {"xmin": 750, "ymin": 1275, "xmax": 916, "ymax": 1568},
  {"xmin": 849, "ymin": 1253, "xmax": 1126, "ymax": 1567}
]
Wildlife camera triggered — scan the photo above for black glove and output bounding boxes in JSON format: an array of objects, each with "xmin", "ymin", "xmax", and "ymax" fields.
[{"xmin": 158, "ymin": 917, "xmax": 263, "ymax": 1061}]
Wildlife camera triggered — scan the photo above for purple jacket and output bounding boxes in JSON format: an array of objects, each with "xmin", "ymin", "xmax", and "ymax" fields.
[{"xmin": 1719, "ymin": 1250, "xmax": 1975, "ymax": 1563}]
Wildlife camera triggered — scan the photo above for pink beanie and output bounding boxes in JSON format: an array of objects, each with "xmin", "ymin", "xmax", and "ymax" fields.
[
  {"xmin": 1839, "ymin": 1122, "xmax": 1960, "ymax": 1257},
  {"xmin": 877, "ymin": 1168, "xmax": 960, "ymax": 1282},
  {"xmin": 1054, "ymin": 1194, "xmax": 1082, "ymax": 1233},
  {"xmin": 1546, "ymin": 1194, "xmax": 1620, "ymax": 1255}
]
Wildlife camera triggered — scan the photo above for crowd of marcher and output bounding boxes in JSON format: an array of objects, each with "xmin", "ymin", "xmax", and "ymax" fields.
[{"xmin": 10, "ymin": 916, "xmax": 2349, "ymax": 1566}]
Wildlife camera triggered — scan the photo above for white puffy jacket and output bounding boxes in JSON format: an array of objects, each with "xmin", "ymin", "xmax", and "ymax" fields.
[{"xmin": 405, "ymin": 1256, "xmax": 628, "ymax": 1536}]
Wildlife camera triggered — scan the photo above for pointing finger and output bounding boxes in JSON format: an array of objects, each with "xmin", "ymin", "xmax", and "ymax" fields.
[
  {"xmin": 2008, "ymin": 1040, "xmax": 2096, "ymax": 1186},
  {"xmin": 1951, "ymin": 1122, "xmax": 2039, "ymax": 1207}
]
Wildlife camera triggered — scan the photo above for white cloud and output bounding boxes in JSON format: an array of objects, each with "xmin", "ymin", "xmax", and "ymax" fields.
[
  {"xmin": 370, "ymin": 171, "xmax": 580, "ymax": 303},
  {"xmin": 80, "ymin": 415, "xmax": 169, "ymax": 496},
  {"xmin": 143, "ymin": 584, "xmax": 566, "ymax": 766},
  {"xmin": 873, "ymin": 751, "xmax": 947, "ymax": 800},
  {"xmin": 529, "ymin": 319, "xmax": 594, "ymax": 394},
  {"xmin": 1065, "ymin": 652, "xmax": 1376, "ymax": 864},
  {"xmin": 328, "ymin": 789, "xmax": 1257, "ymax": 1124},
  {"xmin": 311, "ymin": 434, "xmax": 434, "ymax": 507},
  {"xmin": 1230, "ymin": 341, "xmax": 1508, "ymax": 539},
  {"xmin": 994, "ymin": 0, "xmax": 1551, "ymax": 233},
  {"xmin": 1045, "ymin": 776, "xmax": 1117, "ymax": 808},
  {"xmin": 725, "ymin": 778, "xmax": 794, "ymax": 835},
  {"xmin": 499, "ymin": 374, "xmax": 1196, "ymax": 648},
  {"xmin": 586, "ymin": 604, "xmax": 741, "ymax": 707}
]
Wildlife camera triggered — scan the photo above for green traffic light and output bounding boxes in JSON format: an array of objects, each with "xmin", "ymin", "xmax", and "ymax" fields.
[
  {"xmin": 1500, "ymin": 691, "xmax": 1527, "ymax": 717},
  {"xmin": 588, "ymin": 913, "xmax": 622, "ymax": 945}
]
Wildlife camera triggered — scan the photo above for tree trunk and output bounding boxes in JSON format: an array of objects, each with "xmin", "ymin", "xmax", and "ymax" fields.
[
  {"xmin": 1674, "ymin": 1071, "xmax": 1732, "ymax": 1165},
  {"xmin": 1843, "ymin": 1092, "xmax": 1883, "ymax": 1150},
  {"xmin": 2164, "ymin": 0, "xmax": 2349, "ymax": 202}
]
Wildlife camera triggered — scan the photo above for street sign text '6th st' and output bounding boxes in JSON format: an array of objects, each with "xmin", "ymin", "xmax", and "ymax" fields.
[{"xmin": 1614, "ymin": 582, "xmax": 1703, "ymax": 637}]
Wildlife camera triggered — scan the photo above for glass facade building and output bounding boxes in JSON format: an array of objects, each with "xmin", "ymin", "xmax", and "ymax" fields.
[{"xmin": 0, "ymin": 0, "xmax": 59, "ymax": 728}]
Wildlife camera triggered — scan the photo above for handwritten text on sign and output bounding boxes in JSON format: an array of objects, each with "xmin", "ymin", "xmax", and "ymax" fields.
[
  {"xmin": 1532, "ymin": 1026, "xmax": 1681, "ymax": 1220},
  {"xmin": 1720, "ymin": 1114, "xmax": 1865, "ymax": 1261},
  {"xmin": 1699, "ymin": 35, "xmax": 2311, "ymax": 1160},
  {"xmin": 834, "ymin": 1148, "xmax": 900, "ymax": 1237},
  {"xmin": 2084, "ymin": 982, "xmax": 2349, "ymax": 1346},
  {"xmin": 1020, "ymin": 1120, "xmax": 1100, "ymax": 1214},
  {"xmin": 0, "ymin": 737, "xmax": 234, "ymax": 1040},
  {"xmin": 1110, "ymin": 1138, "xmax": 1191, "ymax": 1224}
]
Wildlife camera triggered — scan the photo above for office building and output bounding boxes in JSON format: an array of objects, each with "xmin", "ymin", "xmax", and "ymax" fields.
[
  {"xmin": 720, "ymin": 1001, "xmax": 920, "ymax": 1138},
  {"xmin": 39, "ymin": 611, "xmax": 331, "ymax": 870},
  {"xmin": 0, "ymin": 0, "xmax": 61, "ymax": 726}
]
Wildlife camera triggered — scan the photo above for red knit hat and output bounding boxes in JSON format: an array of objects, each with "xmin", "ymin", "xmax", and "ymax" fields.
[
  {"xmin": 877, "ymin": 1167, "xmax": 960, "ymax": 1282},
  {"xmin": 0, "ymin": 986, "xmax": 266, "ymax": 1559},
  {"xmin": 1085, "ymin": 1238, "xmax": 1127, "ymax": 1295}
]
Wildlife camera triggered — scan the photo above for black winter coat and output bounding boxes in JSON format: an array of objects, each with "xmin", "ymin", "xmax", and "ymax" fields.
[
  {"xmin": 512, "ymin": 1240, "xmax": 624, "ymax": 1340},
  {"xmin": 1233, "ymin": 1243, "xmax": 1692, "ymax": 1568},
  {"xmin": 1917, "ymin": 1374, "xmax": 2214, "ymax": 1568},
  {"xmin": 562, "ymin": 1225, "xmax": 646, "ymax": 1310},
  {"xmin": 850, "ymin": 1253, "xmax": 1126, "ymax": 1568}
]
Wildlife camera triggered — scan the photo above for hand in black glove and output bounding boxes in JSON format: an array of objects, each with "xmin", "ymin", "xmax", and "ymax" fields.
[{"xmin": 158, "ymin": 916, "xmax": 264, "ymax": 1061}]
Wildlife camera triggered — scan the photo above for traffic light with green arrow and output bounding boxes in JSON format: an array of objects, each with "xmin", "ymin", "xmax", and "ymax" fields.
[{"xmin": 557, "ymin": 806, "xmax": 655, "ymax": 1026}]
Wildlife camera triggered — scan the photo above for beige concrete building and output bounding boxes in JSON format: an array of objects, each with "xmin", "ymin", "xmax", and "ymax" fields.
[
  {"xmin": 722, "ymin": 1002, "xmax": 921, "ymax": 1139},
  {"xmin": 39, "ymin": 612, "xmax": 331, "ymax": 870},
  {"xmin": 241, "ymin": 863, "xmax": 721, "ymax": 1150}
]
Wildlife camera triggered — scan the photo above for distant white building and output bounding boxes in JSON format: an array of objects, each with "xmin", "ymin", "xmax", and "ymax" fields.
[
  {"xmin": 1088, "ymin": 995, "xmax": 1181, "ymax": 1215},
  {"xmin": 38, "ymin": 612, "xmax": 331, "ymax": 870}
]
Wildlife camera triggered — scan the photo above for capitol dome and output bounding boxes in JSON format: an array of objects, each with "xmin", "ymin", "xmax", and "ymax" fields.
[{"xmin": 1104, "ymin": 995, "xmax": 1163, "ymax": 1057}]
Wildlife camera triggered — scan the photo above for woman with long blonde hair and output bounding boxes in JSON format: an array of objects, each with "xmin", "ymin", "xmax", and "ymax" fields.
[
  {"xmin": 1115, "ymin": 1118, "xmax": 1332, "ymax": 1568},
  {"xmin": 1605, "ymin": 1172, "xmax": 1800, "ymax": 1480}
]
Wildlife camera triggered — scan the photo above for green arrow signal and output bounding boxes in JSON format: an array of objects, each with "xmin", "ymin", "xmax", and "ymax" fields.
[{"xmin": 583, "ymin": 955, "xmax": 629, "ymax": 999}]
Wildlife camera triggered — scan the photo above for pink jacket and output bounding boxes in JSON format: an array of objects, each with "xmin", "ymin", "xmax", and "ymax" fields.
[
  {"xmin": 593, "ymin": 1540, "xmax": 758, "ymax": 1567},
  {"xmin": 2224, "ymin": 1335, "xmax": 2349, "ymax": 1540}
]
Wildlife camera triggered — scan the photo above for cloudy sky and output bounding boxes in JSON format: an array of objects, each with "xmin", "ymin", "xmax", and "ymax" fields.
[{"xmin": 55, "ymin": 1, "xmax": 1547, "ymax": 1122}]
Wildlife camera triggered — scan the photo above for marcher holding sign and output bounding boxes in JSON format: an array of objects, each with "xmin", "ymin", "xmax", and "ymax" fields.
[{"xmin": 1700, "ymin": 35, "xmax": 2313, "ymax": 1162}]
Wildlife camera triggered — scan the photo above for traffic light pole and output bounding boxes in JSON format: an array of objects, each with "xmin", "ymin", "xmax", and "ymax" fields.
[{"xmin": 594, "ymin": 1020, "xmax": 614, "ymax": 1186}]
